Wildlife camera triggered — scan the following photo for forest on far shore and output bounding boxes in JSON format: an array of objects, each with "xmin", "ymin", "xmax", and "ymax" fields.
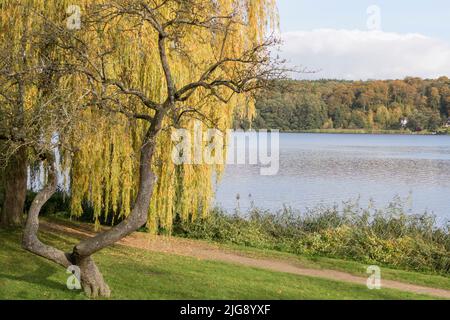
[{"xmin": 239, "ymin": 77, "xmax": 450, "ymax": 132}]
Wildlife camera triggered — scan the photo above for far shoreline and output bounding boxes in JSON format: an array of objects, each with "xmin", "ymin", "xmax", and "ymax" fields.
[{"xmin": 277, "ymin": 128, "xmax": 450, "ymax": 136}]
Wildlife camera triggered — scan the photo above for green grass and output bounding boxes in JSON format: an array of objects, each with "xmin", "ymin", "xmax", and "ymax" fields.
[
  {"xmin": 41, "ymin": 216, "xmax": 450, "ymax": 291},
  {"xmin": 215, "ymin": 243, "xmax": 450, "ymax": 291},
  {"xmin": 0, "ymin": 229, "xmax": 442, "ymax": 300}
]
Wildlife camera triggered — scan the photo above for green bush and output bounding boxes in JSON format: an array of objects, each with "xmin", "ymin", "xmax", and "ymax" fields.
[
  {"xmin": 25, "ymin": 190, "xmax": 71, "ymax": 217},
  {"xmin": 173, "ymin": 201, "xmax": 450, "ymax": 275}
]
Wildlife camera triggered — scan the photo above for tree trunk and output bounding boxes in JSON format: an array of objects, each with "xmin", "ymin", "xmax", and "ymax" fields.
[
  {"xmin": 73, "ymin": 255, "xmax": 110, "ymax": 298},
  {"xmin": 23, "ymin": 114, "xmax": 163, "ymax": 298},
  {"xmin": 72, "ymin": 113, "xmax": 163, "ymax": 258},
  {"xmin": 22, "ymin": 153, "xmax": 110, "ymax": 298},
  {"xmin": 1, "ymin": 146, "xmax": 27, "ymax": 228},
  {"xmin": 22, "ymin": 153, "xmax": 72, "ymax": 268},
  {"xmin": 69, "ymin": 115, "xmax": 163, "ymax": 297}
]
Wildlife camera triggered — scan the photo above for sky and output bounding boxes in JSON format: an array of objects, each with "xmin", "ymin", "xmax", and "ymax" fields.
[{"xmin": 276, "ymin": 0, "xmax": 450, "ymax": 80}]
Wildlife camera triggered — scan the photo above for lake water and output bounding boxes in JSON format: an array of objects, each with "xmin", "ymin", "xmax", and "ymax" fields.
[{"xmin": 214, "ymin": 133, "xmax": 450, "ymax": 222}]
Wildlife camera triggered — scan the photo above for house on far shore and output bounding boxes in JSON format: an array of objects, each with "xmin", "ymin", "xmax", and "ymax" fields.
[{"xmin": 400, "ymin": 118, "xmax": 408, "ymax": 129}]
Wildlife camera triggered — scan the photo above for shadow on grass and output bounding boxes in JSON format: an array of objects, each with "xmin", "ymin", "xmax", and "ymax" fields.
[
  {"xmin": 0, "ymin": 230, "xmax": 81, "ymax": 298},
  {"xmin": 0, "ymin": 263, "xmax": 64, "ymax": 293}
]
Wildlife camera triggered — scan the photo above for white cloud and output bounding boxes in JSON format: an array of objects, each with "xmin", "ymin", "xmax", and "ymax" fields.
[{"xmin": 280, "ymin": 29, "xmax": 450, "ymax": 80}]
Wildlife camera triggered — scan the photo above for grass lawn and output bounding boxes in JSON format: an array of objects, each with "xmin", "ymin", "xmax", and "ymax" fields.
[
  {"xmin": 215, "ymin": 243, "xmax": 450, "ymax": 291},
  {"xmin": 0, "ymin": 229, "xmax": 444, "ymax": 300}
]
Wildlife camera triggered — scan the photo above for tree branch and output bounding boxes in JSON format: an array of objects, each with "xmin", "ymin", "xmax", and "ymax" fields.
[{"xmin": 22, "ymin": 152, "xmax": 73, "ymax": 268}]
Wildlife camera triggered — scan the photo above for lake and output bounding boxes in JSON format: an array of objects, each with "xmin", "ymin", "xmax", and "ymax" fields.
[{"xmin": 214, "ymin": 133, "xmax": 450, "ymax": 222}]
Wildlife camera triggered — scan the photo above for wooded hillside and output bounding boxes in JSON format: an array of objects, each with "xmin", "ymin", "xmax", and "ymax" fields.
[{"xmin": 247, "ymin": 77, "xmax": 450, "ymax": 132}]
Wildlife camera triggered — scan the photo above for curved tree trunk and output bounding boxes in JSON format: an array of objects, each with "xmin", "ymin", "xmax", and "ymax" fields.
[
  {"xmin": 22, "ymin": 153, "xmax": 72, "ymax": 268},
  {"xmin": 22, "ymin": 151, "xmax": 112, "ymax": 298},
  {"xmin": 73, "ymin": 255, "xmax": 111, "ymax": 298},
  {"xmin": 23, "ymin": 116, "xmax": 163, "ymax": 298},
  {"xmin": 1, "ymin": 146, "xmax": 27, "ymax": 228},
  {"xmin": 69, "ymin": 116, "xmax": 162, "ymax": 297}
]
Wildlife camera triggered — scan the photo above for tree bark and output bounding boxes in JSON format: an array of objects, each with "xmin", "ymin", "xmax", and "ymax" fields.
[
  {"xmin": 1, "ymin": 146, "xmax": 27, "ymax": 228},
  {"xmin": 72, "ymin": 255, "xmax": 111, "ymax": 298},
  {"xmin": 22, "ymin": 153, "xmax": 72, "ymax": 268},
  {"xmin": 22, "ymin": 152, "xmax": 109, "ymax": 297},
  {"xmin": 72, "ymin": 112, "xmax": 163, "ymax": 259},
  {"xmin": 23, "ymin": 114, "xmax": 163, "ymax": 298},
  {"xmin": 69, "ymin": 114, "xmax": 162, "ymax": 297}
]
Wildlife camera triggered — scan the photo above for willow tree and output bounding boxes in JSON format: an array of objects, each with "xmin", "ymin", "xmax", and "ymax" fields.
[
  {"xmin": 0, "ymin": 1, "xmax": 81, "ymax": 227},
  {"xmin": 0, "ymin": 1, "xmax": 39, "ymax": 227},
  {"xmin": 9, "ymin": 0, "xmax": 281, "ymax": 298}
]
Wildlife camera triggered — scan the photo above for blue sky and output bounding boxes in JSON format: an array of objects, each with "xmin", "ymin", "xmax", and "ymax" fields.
[{"xmin": 276, "ymin": 0, "xmax": 450, "ymax": 79}]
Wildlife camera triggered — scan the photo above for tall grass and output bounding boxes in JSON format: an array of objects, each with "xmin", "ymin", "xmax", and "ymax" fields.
[{"xmin": 173, "ymin": 200, "xmax": 450, "ymax": 275}]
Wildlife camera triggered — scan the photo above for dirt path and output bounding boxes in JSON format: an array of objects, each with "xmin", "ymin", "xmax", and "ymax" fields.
[{"xmin": 41, "ymin": 220, "xmax": 450, "ymax": 299}]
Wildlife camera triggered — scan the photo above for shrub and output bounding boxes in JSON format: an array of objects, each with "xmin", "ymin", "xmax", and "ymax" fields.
[{"xmin": 173, "ymin": 200, "xmax": 450, "ymax": 274}]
